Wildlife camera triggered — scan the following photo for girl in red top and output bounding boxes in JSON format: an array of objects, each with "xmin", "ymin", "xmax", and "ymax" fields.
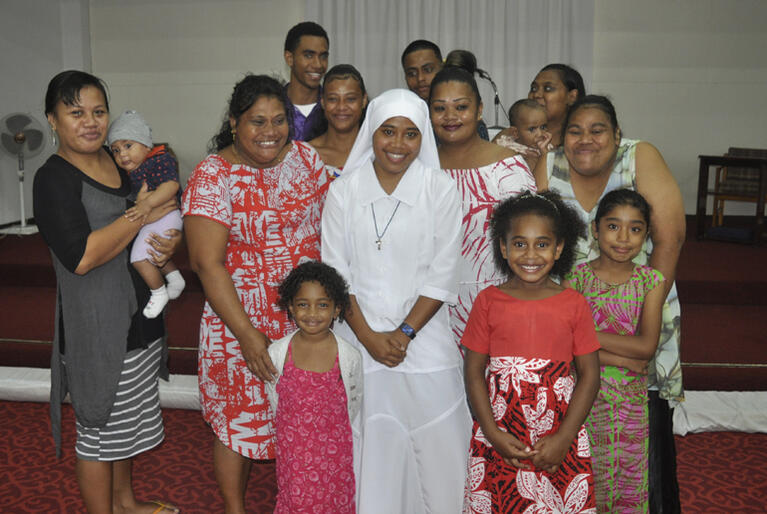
[{"xmin": 462, "ymin": 191, "xmax": 600, "ymax": 513}]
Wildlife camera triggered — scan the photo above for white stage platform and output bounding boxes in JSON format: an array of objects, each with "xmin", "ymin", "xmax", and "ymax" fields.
[{"xmin": 2, "ymin": 367, "xmax": 766, "ymax": 434}]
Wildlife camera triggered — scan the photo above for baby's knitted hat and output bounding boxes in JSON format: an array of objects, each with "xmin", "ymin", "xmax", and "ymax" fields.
[{"xmin": 107, "ymin": 110, "xmax": 153, "ymax": 148}]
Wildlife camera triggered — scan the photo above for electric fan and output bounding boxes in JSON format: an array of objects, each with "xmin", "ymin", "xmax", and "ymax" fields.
[{"xmin": 0, "ymin": 112, "xmax": 46, "ymax": 235}]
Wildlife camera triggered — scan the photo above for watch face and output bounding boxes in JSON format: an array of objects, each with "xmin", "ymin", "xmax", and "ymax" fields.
[{"xmin": 399, "ymin": 323, "xmax": 416, "ymax": 339}]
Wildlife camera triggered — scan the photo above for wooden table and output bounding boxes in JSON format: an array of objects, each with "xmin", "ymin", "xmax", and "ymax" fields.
[{"xmin": 696, "ymin": 154, "xmax": 767, "ymax": 243}]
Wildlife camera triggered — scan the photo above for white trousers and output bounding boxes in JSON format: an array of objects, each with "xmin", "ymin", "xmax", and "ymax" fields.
[{"xmin": 357, "ymin": 367, "xmax": 472, "ymax": 514}]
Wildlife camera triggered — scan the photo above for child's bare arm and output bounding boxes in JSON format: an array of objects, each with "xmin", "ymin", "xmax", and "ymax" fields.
[
  {"xmin": 532, "ymin": 351, "xmax": 599, "ymax": 472},
  {"xmin": 598, "ymin": 349, "xmax": 648, "ymax": 374},
  {"xmin": 594, "ymin": 284, "xmax": 665, "ymax": 360},
  {"xmin": 138, "ymin": 180, "xmax": 180, "ymax": 209},
  {"xmin": 465, "ymin": 349, "xmax": 536, "ymax": 469},
  {"xmin": 126, "ymin": 180, "xmax": 179, "ymax": 223}
]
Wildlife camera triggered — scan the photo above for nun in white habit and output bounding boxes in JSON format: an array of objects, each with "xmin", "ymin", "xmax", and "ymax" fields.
[{"xmin": 322, "ymin": 88, "xmax": 471, "ymax": 513}]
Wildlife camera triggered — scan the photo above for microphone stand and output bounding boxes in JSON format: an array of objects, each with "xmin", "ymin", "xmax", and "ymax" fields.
[{"xmin": 480, "ymin": 72, "xmax": 507, "ymax": 130}]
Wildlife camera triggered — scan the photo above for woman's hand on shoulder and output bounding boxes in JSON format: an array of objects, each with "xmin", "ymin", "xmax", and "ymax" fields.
[
  {"xmin": 491, "ymin": 127, "xmax": 514, "ymax": 145},
  {"xmin": 240, "ymin": 328, "xmax": 277, "ymax": 382}
]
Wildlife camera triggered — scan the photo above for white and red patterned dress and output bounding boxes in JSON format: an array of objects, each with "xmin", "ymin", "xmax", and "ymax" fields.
[
  {"xmin": 182, "ymin": 141, "xmax": 329, "ymax": 458},
  {"xmin": 442, "ymin": 156, "xmax": 536, "ymax": 345}
]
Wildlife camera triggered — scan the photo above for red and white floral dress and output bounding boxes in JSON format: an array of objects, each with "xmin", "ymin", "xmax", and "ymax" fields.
[
  {"xmin": 182, "ymin": 141, "xmax": 329, "ymax": 458},
  {"xmin": 462, "ymin": 287, "xmax": 600, "ymax": 513}
]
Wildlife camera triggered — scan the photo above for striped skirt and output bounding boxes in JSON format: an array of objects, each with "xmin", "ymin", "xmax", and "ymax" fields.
[{"xmin": 75, "ymin": 338, "xmax": 165, "ymax": 461}]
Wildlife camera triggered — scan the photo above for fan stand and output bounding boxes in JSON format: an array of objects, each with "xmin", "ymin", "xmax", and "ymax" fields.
[{"xmin": 0, "ymin": 149, "xmax": 38, "ymax": 235}]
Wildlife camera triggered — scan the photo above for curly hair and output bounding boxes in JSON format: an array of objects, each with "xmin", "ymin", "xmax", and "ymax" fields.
[
  {"xmin": 276, "ymin": 261, "xmax": 350, "ymax": 323},
  {"xmin": 490, "ymin": 190, "xmax": 586, "ymax": 279}
]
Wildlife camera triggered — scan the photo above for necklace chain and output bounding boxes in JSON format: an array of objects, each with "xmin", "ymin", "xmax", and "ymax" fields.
[{"xmin": 371, "ymin": 201, "xmax": 401, "ymax": 250}]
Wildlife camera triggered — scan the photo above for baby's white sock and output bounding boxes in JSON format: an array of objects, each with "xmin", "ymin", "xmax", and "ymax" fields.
[
  {"xmin": 165, "ymin": 270, "xmax": 186, "ymax": 300},
  {"xmin": 144, "ymin": 286, "xmax": 169, "ymax": 319}
]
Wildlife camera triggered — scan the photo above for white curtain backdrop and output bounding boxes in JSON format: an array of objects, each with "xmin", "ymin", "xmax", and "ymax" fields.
[{"xmin": 306, "ymin": 0, "xmax": 594, "ymax": 128}]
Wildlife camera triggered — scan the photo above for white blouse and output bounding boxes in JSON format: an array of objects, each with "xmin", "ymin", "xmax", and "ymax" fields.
[{"xmin": 321, "ymin": 159, "xmax": 463, "ymax": 374}]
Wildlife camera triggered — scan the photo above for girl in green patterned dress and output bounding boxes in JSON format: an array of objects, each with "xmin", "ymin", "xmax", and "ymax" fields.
[{"xmin": 563, "ymin": 189, "xmax": 665, "ymax": 512}]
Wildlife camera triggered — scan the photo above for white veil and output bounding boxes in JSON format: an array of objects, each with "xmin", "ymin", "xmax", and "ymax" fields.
[{"xmin": 344, "ymin": 88, "xmax": 440, "ymax": 172}]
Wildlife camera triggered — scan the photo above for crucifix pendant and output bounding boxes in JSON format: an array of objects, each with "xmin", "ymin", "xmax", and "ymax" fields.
[{"xmin": 376, "ymin": 239, "xmax": 382, "ymax": 250}]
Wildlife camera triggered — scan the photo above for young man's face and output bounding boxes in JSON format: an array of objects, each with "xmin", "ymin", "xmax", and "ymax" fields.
[
  {"xmin": 403, "ymin": 49, "xmax": 442, "ymax": 101},
  {"xmin": 284, "ymin": 35, "xmax": 329, "ymax": 91}
]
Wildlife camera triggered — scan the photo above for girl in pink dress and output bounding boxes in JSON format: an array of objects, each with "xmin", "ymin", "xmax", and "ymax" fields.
[
  {"xmin": 463, "ymin": 191, "xmax": 600, "ymax": 513},
  {"xmin": 266, "ymin": 261, "xmax": 363, "ymax": 513}
]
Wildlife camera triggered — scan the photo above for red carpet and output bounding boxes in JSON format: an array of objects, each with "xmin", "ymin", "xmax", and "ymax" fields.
[
  {"xmin": 0, "ymin": 402, "xmax": 275, "ymax": 513},
  {"xmin": 1, "ymin": 401, "xmax": 766, "ymax": 513}
]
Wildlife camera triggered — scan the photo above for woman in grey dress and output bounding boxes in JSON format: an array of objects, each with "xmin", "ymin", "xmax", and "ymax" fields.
[{"xmin": 33, "ymin": 70, "xmax": 181, "ymax": 513}]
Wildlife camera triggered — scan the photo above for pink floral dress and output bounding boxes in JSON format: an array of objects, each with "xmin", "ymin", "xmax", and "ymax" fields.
[{"xmin": 274, "ymin": 346, "xmax": 355, "ymax": 513}]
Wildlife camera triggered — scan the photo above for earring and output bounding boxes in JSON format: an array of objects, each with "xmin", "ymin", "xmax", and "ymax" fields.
[
  {"xmin": 231, "ymin": 127, "xmax": 236, "ymax": 144},
  {"xmin": 50, "ymin": 126, "xmax": 57, "ymax": 147}
]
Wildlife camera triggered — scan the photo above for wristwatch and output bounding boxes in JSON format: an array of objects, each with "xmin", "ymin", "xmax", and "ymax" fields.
[{"xmin": 398, "ymin": 322, "xmax": 416, "ymax": 339}]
